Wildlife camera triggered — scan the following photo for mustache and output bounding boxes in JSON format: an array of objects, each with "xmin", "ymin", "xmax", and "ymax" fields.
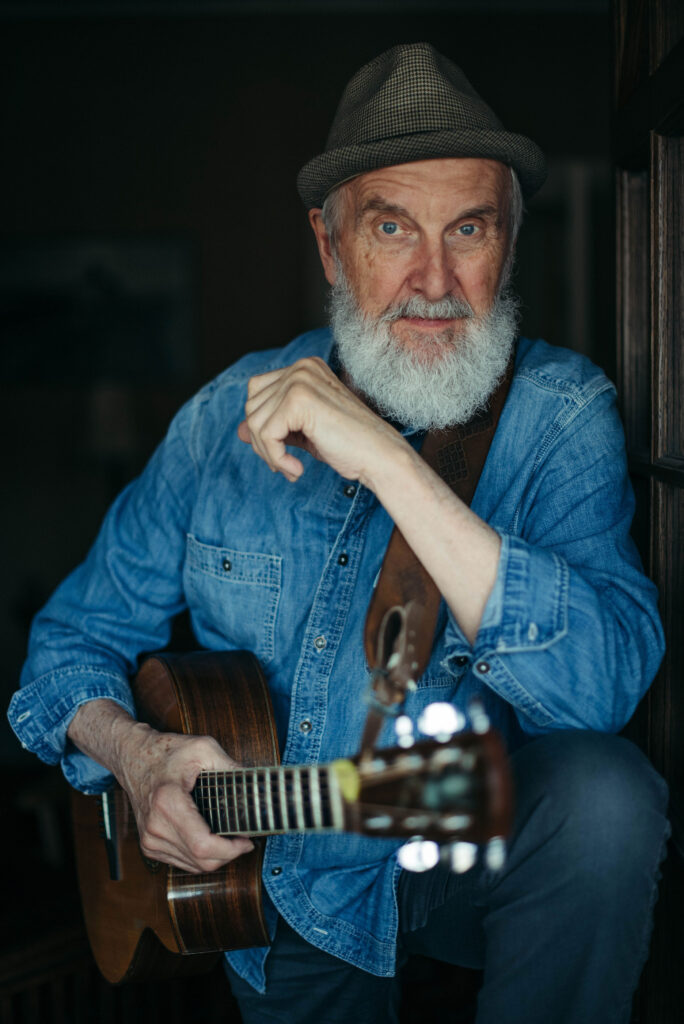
[{"xmin": 377, "ymin": 294, "xmax": 475, "ymax": 323}]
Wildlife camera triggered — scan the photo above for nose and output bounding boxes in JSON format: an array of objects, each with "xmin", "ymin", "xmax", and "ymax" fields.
[{"xmin": 408, "ymin": 237, "xmax": 455, "ymax": 300}]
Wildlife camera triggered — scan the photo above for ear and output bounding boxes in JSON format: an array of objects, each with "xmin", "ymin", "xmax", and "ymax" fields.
[{"xmin": 308, "ymin": 209, "xmax": 338, "ymax": 286}]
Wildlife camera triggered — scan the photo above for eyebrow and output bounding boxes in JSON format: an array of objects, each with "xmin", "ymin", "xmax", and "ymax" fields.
[
  {"xmin": 356, "ymin": 195, "xmax": 503, "ymax": 230},
  {"xmin": 356, "ymin": 197, "xmax": 411, "ymax": 227}
]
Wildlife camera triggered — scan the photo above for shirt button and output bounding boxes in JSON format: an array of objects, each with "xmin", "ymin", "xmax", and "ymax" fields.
[
  {"xmin": 313, "ymin": 635, "xmax": 327, "ymax": 650},
  {"xmin": 222, "ymin": 558, "xmax": 231, "ymax": 572},
  {"xmin": 527, "ymin": 622, "xmax": 539, "ymax": 641},
  {"xmin": 299, "ymin": 719, "xmax": 313, "ymax": 734},
  {"xmin": 476, "ymin": 660, "xmax": 491, "ymax": 674},
  {"xmin": 343, "ymin": 484, "xmax": 357, "ymax": 498},
  {"xmin": 338, "ymin": 553, "xmax": 349, "ymax": 566},
  {"xmin": 271, "ymin": 866, "xmax": 282, "ymax": 876},
  {"xmin": 454, "ymin": 656, "xmax": 468, "ymax": 667}
]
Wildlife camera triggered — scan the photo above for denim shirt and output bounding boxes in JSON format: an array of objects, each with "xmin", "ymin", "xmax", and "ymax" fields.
[{"xmin": 8, "ymin": 329, "xmax": 664, "ymax": 991}]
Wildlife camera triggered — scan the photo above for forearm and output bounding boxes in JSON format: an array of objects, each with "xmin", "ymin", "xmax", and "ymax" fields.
[
  {"xmin": 362, "ymin": 437, "xmax": 501, "ymax": 645},
  {"xmin": 66, "ymin": 698, "xmax": 151, "ymax": 784}
]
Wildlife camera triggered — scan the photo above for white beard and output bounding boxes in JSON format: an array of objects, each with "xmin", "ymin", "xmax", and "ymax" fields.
[{"xmin": 329, "ymin": 269, "xmax": 519, "ymax": 431}]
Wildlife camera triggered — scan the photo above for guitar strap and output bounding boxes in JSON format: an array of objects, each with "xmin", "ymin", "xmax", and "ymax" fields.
[{"xmin": 359, "ymin": 361, "xmax": 513, "ymax": 758}]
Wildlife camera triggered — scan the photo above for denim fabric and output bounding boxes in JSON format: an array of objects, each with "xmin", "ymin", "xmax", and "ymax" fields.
[{"xmin": 8, "ymin": 329, "xmax": 665, "ymax": 992}]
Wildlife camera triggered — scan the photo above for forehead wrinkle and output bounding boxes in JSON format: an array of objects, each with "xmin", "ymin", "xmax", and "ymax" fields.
[{"xmin": 355, "ymin": 195, "xmax": 412, "ymax": 228}]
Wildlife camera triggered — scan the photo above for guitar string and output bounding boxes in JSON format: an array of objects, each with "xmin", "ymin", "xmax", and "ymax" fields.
[{"xmin": 193, "ymin": 767, "xmax": 337, "ymax": 832}]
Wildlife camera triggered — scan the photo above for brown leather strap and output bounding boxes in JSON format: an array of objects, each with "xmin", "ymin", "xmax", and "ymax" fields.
[{"xmin": 360, "ymin": 364, "xmax": 513, "ymax": 756}]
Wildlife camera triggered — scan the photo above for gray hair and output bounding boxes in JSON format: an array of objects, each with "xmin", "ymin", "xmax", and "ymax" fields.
[{"xmin": 321, "ymin": 166, "xmax": 524, "ymax": 248}]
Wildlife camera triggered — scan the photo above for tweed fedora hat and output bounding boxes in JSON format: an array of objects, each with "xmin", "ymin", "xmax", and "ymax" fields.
[{"xmin": 297, "ymin": 42, "xmax": 546, "ymax": 207}]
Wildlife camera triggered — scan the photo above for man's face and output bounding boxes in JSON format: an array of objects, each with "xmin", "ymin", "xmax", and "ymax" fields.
[{"xmin": 312, "ymin": 157, "xmax": 514, "ymax": 363}]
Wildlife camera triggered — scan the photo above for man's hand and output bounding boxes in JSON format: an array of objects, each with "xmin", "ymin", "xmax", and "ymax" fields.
[
  {"xmin": 68, "ymin": 700, "xmax": 253, "ymax": 874},
  {"xmin": 237, "ymin": 355, "xmax": 501, "ymax": 644},
  {"xmin": 116, "ymin": 722, "xmax": 254, "ymax": 873},
  {"xmin": 237, "ymin": 356, "xmax": 407, "ymax": 486}
]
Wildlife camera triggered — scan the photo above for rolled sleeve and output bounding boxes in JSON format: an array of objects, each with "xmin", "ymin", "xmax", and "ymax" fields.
[
  {"xmin": 8, "ymin": 666, "xmax": 136, "ymax": 791},
  {"xmin": 443, "ymin": 522, "xmax": 663, "ymax": 735},
  {"xmin": 477, "ymin": 532, "xmax": 568, "ymax": 649}
]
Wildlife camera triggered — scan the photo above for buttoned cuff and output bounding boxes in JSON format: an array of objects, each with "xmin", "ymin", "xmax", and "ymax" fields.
[
  {"xmin": 476, "ymin": 532, "xmax": 569, "ymax": 652},
  {"xmin": 7, "ymin": 667, "xmax": 136, "ymax": 793},
  {"xmin": 441, "ymin": 534, "xmax": 568, "ymax": 729}
]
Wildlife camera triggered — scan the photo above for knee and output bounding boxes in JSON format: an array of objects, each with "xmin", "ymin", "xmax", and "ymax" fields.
[{"xmin": 510, "ymin": 731, "xmax": 669, "ymax": 880}]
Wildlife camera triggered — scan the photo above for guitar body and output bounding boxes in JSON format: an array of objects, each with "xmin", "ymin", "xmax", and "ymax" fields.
[{"xmin": 71, "ymin": 649, "xmax": 280, "ymax": 984}]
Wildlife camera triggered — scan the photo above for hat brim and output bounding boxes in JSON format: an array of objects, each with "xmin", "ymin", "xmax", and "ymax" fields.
[{"xmin": 297, "ymin": 128, "xmax": 547, "ymax": 207}]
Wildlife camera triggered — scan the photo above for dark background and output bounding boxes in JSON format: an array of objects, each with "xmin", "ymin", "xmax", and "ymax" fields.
[{"xmin": 0, "ymin": 0, "xmax": 613, "ymax": 999}]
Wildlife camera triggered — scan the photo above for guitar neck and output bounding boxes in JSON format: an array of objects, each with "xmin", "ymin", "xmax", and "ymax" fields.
[{"xmin": 193, "ymin": 764, "xmax": 346, "ymax": 837}]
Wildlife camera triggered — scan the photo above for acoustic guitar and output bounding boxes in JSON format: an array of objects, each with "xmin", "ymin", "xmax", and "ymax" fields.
[{"xmin": 71, "ymin": 650, "xmax": 512, "ymax": 984}]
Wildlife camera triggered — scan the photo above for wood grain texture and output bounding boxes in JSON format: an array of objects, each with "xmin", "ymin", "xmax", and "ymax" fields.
[
  {"xmin": 143, "ymin": 651, "xmax": 280, "ymax": 956},
  {"xmin": 651, "ymin": 133, "xmax": 684, "ymax": 467},
  {"xmin": 614, "ymin": 3, "xmax": 684, "ymax": 1017},
  {"xmin": 616, "ymin": 169, "xmax": 650, "ymax": 460}
]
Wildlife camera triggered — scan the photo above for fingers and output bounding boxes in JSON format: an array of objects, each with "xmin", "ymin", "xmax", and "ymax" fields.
[
  {"xmin": 138, "ymin": 784, "xmax": 254, "ymax": 873},
  {"xmin": 242, "ymin": 368, "xmax": 313, "ymax": 479},
  {"xmin": 121, "ymin": 730, "xmax": 256, "ymax": 874},
  {"xmin": 239, "ymin": 358, "xmax": 348, "ymax": 480},
  {"xmin": 245, "ymin": 358, "xmax": 329, "ymax": 404}
]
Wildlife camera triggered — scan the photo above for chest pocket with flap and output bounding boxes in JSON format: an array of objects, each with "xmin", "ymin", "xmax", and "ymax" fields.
[{"xmin": 184, "ymin": 534, "xmax": 282, "ymax": 665}]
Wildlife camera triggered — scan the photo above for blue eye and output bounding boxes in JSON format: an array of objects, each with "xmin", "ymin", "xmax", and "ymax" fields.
[
  {"xmin": 380, "ymin": 222, "xmax": 399, "ymax": 235},
  {"xmin": 459, "ymin": 224, "xmax": 477, "ymax": 236}
]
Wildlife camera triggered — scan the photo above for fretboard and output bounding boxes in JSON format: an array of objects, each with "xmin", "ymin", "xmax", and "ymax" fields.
[{"xmin": 192, "ymin": 765, "xmax": 345, "ymax": 836}]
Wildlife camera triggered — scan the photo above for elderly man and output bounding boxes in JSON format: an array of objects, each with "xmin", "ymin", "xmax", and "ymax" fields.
[{"xmin": 9, "ymin": 43, "xmax": 668, "ymax": 1023}]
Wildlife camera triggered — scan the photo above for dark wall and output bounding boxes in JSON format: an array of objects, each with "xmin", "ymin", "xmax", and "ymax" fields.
[
  {"xmin": 1, "ymin": 12, "xmax": 611, "ymax": 373},
  {"xmin": 1, "ymin": 9, "xmax": 612, "ymax": 768}
]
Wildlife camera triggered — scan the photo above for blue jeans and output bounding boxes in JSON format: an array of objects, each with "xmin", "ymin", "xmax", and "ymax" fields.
[{"xmin": 225, "ymin": 732, "xmax": 670, "ymax": 1024}]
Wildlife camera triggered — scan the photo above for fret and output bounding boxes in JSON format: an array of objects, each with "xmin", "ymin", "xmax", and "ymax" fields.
[
  {"xmin": 322, "ymin": 774, "xmax": 334, "ymax": 829},
  {"xmin": 206, "ymin": 773, "xmax": 216, "ymax": 832},
  {"xmin": 240, "ymin": 771, "xmax": 251, "ymax": 833},
  {"xmin": 210, "ymin": 772, "xmax": 221, "ymax": 833},
  {"xmin": 222, "ymin": 772, "xmax": 232, "ymax": 834},
  {"xmin": 309, "ymin": 766, "xmax": 322, "ymax": 829},
  {"xmin": 326, "ymin": 765, "xmax": 345, "ymax": 830},
  {"xmin": 222, "ymin": 770, "xmax": 232, "ymax": 835},
  {"xmin": 278, "ymin": 768, "xmax": 289, "ymax": 831},
  {"xmin": 194, "ymin": 773, "xmax": 206, "ymax": 828},
  {"xmin": 231, "ymin": 771, "xmax": 240, "ymax": 834},
  {"xmin": 293, "ymin": 768, "xmax": 305, "ymax": 830},
  {"xmin": 251, "ymin": 771, "xmax": 262, "ymax": 833},
  {"xmin": 222, "ymin": 772, "xmax": 233, "ymax": 834},
  {"xmin": 263, "ymin": 768, "xmax": 275, "ymax": 831}
]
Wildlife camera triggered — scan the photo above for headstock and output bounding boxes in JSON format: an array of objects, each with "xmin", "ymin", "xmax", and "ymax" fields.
[{"xmin": 334, "ymin": 700, "xmax": 513, "ymax": 874}]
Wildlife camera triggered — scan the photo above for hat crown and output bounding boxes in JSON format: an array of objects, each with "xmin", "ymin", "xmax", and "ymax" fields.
[
  {"xmin": 327, "ymin": 42, "xmax": 503, "ymax": 150},
  {"xmin": 296, "ymin": 42, "xmax": 547, "ymax": 206}
]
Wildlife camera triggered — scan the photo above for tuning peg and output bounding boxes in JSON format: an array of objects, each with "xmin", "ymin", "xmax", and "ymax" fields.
[
  {"xmin": 485, "ymin": 836, "xmax": 507, "ymax": 871},
  {"xmin": 448, "ymin": 841, "xmax": 478, "ymax": 874},
  {"xmin": 396, "ymin": 839, "xmax": 440, "ymax": 872},
  {"xmin": 417, "ymin": 702, "xmax": 465, "ymax": 741},
  {"xmin": 467, "ymin": 697, "xmax": 491, "ymax": 735},
  {"xmin": 394, "ymin": 714, "xmax": 415, "ymax": 748}
]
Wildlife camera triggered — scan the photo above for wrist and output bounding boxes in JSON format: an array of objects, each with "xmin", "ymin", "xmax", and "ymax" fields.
[
  {"xmin": 111, "ymin": 718, "xmax": 156, "ymax": 786},
  {"xmin": 67, "ymin": 698, "xmax": 149, "ymax": 784},
  {"xmin": 358, "ymin": 430, "xmax": 417, "ymax": 497}
]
